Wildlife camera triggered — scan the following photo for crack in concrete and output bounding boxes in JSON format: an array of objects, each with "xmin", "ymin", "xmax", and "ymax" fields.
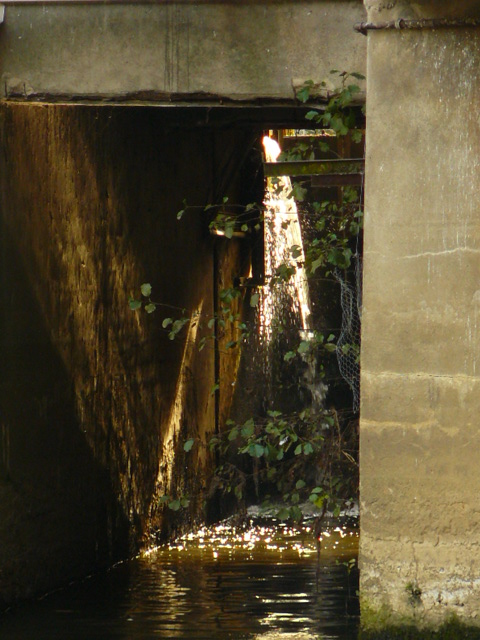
[
  {"xmin": 399, "ymin": 246, "xmax": 480, "ymax": 260},
  {"xmin": 362, "ymin": 369, "xmax": 480, "ymax": 382}
]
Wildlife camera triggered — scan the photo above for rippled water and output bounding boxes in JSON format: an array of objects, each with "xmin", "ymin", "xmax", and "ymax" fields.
[{"xmin": 0, "ymin": 518, "xmax": 359, "ymax": 639}]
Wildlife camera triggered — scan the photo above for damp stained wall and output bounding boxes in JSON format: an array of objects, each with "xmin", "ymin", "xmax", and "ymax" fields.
[
  {"xmin": 0, "ymin": 103, "xmax": 254, "ymax": 604},
  {"xmin": 360, "ymin": 0, "xmax": 480, "ymax": 626}
]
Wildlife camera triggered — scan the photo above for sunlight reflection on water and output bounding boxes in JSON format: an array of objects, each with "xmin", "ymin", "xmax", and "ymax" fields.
[{"xmin": 0, "ymin": 519, "xmax": 358, "ymax": 640}]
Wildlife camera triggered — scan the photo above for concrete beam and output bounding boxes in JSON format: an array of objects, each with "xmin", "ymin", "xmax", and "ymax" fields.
[{"xmin": 0, "ymin": 1, "xmax": 366, "ymax": 105}]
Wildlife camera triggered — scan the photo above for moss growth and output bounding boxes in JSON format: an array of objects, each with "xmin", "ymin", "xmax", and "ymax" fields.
[{"xmin": 360, "ymin": 614, "xmax": 480, "ymax": 640}]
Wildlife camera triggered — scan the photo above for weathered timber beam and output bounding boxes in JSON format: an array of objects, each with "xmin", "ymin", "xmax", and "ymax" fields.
[{"xmin": 263, "ymin": 158, "xmax": 364, "ymax": 178}]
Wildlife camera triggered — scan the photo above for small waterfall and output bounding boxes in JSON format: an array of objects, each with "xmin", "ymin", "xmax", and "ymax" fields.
[{"xmin": 259, "ymin": 136, "xmax": 327, "ymax": 413}]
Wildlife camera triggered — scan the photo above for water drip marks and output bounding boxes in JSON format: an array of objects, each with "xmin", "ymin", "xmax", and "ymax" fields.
[{"xmin": 355, "ymin": 17, "xmax": 480, "ymax": 36}]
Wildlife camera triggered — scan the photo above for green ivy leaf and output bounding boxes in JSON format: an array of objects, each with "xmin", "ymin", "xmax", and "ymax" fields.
[
  {"xmin": 129, "ymin": 298, "xmax": 142, "ymax": 311},
  {"xmin": 289, "ymin": 506, "xmax": 303, "ymax": 522},
  {"xmin": 351, "ymin": 129, "xmax": 363, "ymax": 144},
  {"xmin": 291, "ymin": 183, "xmax": 307, "ymax": 202},
  {"xmin": 249, "ymin": 443, "xmax": 264, "ymax": 458},
  {"xmin": 290, "ymin": 244, "xmax": 302, "ymax": 259},
  {"xmin": 184, "ymin": 438, "xmax": 195, "ymax": 452},
  {"xmin": 177, "ymin": 199, "xmax": 188, "ymax": 220},
  {"xmin": 140, "ymin": 283, "xmax": 152, "ymax": 297},
  {"xmin": 327, "ymin": 247, "xmax": 352, "ymax": 268},
  {"xmin": 310, "ymin": 257, "xmax": 323, "ymax": 274},
  {"xmin": 296, "ymin": 86, "xmax": 311, "ymax": 103},
  {"xmin": 297, "ymin": 341, "xmax": 310, "ymax": 354},
  {"xmin": 228, "ymin": 427, "xmax": 239, "ymax": 441},
  {"xmin": 277, "ymin": 507, "xmax": 290, "ymax": 520},
  {"xmin": 224, "ymin": 220, "xmax": 235, "ymax": 239},
  {"xmin": 250, "ymin": 293, "xmax": 260, "ymax": 308},
  {"xmin": 305, "ymin": 110, "xmax": 319, "ymax": 121},
  {"xmin": 169, "ymin": 317, "xmax": 189, "ymax": 339},
  {"xmin": 241, "ymin": 420, "xmax": 255, "ymax": 438},
  {"xmin": 145, "ymin": 303, "xmax": 156, "ymax": 314},
  {"xmin": 311, "ymin": 495, "xmax": 325, "ymax": 509}
]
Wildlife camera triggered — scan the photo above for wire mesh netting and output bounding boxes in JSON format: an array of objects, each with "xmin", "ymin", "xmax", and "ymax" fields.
[{"xmin": 333, "ymin": 256, "xmax": 362, "ymax": 412}]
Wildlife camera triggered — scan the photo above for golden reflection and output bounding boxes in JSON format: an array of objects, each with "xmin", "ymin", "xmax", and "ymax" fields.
[
  {"xmin": 255, "ymin": 634, "xmax": 318, "ymax": 640},
  {"xmin": 153, "ymin": 519, "xmax": 358, "ymax": 562},
  {"xmin": 156, "ymin": 299, "xmax": 204, "ymax": 495}
]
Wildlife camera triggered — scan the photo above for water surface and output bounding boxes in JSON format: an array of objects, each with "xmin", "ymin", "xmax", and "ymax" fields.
[{"xmin": 0, "ymin": 518, "xmax": 359, "ymax": 639}]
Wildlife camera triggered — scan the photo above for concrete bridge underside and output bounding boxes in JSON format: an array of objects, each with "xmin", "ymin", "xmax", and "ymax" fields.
[{"xmin": 0, "ymin": 0, "xmax": 366, "ymax": 104}]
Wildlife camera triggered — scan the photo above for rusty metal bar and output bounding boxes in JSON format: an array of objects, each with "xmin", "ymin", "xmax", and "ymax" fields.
[
  {"xmin": 263, "ymin": 158, "xmax": 364, "ymax": 178},
  {"xmin": 355, "ymin": 17, "xmax": 480, "ymax": 36}
]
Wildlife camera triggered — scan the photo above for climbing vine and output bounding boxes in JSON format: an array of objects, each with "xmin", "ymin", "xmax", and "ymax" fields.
[{"xmin": 129, "ymin": 70, "xmax": 365, "ymax": 524}]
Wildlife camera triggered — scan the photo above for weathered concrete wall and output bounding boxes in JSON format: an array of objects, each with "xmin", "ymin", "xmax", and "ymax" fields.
[
  {"xmin": 360, "ymin": 0, "xmax": 480, "ymax": 627},
  {"xmin": 0, "ymin": 103, "xmax": 255, "ymax": 604},
  {"xmin": 0, "ymin": 1, "xmax": 366, "ymax": 104}
]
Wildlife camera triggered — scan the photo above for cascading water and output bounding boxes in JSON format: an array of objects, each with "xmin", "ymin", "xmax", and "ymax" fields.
[{"xmin": 259, "ymin": 136, "xmax": 327, "ymax": 413}]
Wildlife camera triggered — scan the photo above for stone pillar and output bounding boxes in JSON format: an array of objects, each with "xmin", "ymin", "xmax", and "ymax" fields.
[{"xmin": 361, "ymin": 0, "xmax": 480, "ymax": 627}]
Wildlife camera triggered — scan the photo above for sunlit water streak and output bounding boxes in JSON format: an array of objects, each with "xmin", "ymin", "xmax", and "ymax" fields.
[
  {"xmin": 0, "ymin": 519, "xmax": 358, "ymax": 639},
  {"xmin": 260, "ymin": 137, "xmax": 327, "ymax": 412}
]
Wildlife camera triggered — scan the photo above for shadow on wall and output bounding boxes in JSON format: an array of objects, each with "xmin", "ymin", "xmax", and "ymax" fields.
[
  {"xmin": 0, "ymin": 104, "xmax": 259, "ymax": 603},
  {"xmin": 0, "ymin": 230, "xmax": 131, "ymax": 606}
]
